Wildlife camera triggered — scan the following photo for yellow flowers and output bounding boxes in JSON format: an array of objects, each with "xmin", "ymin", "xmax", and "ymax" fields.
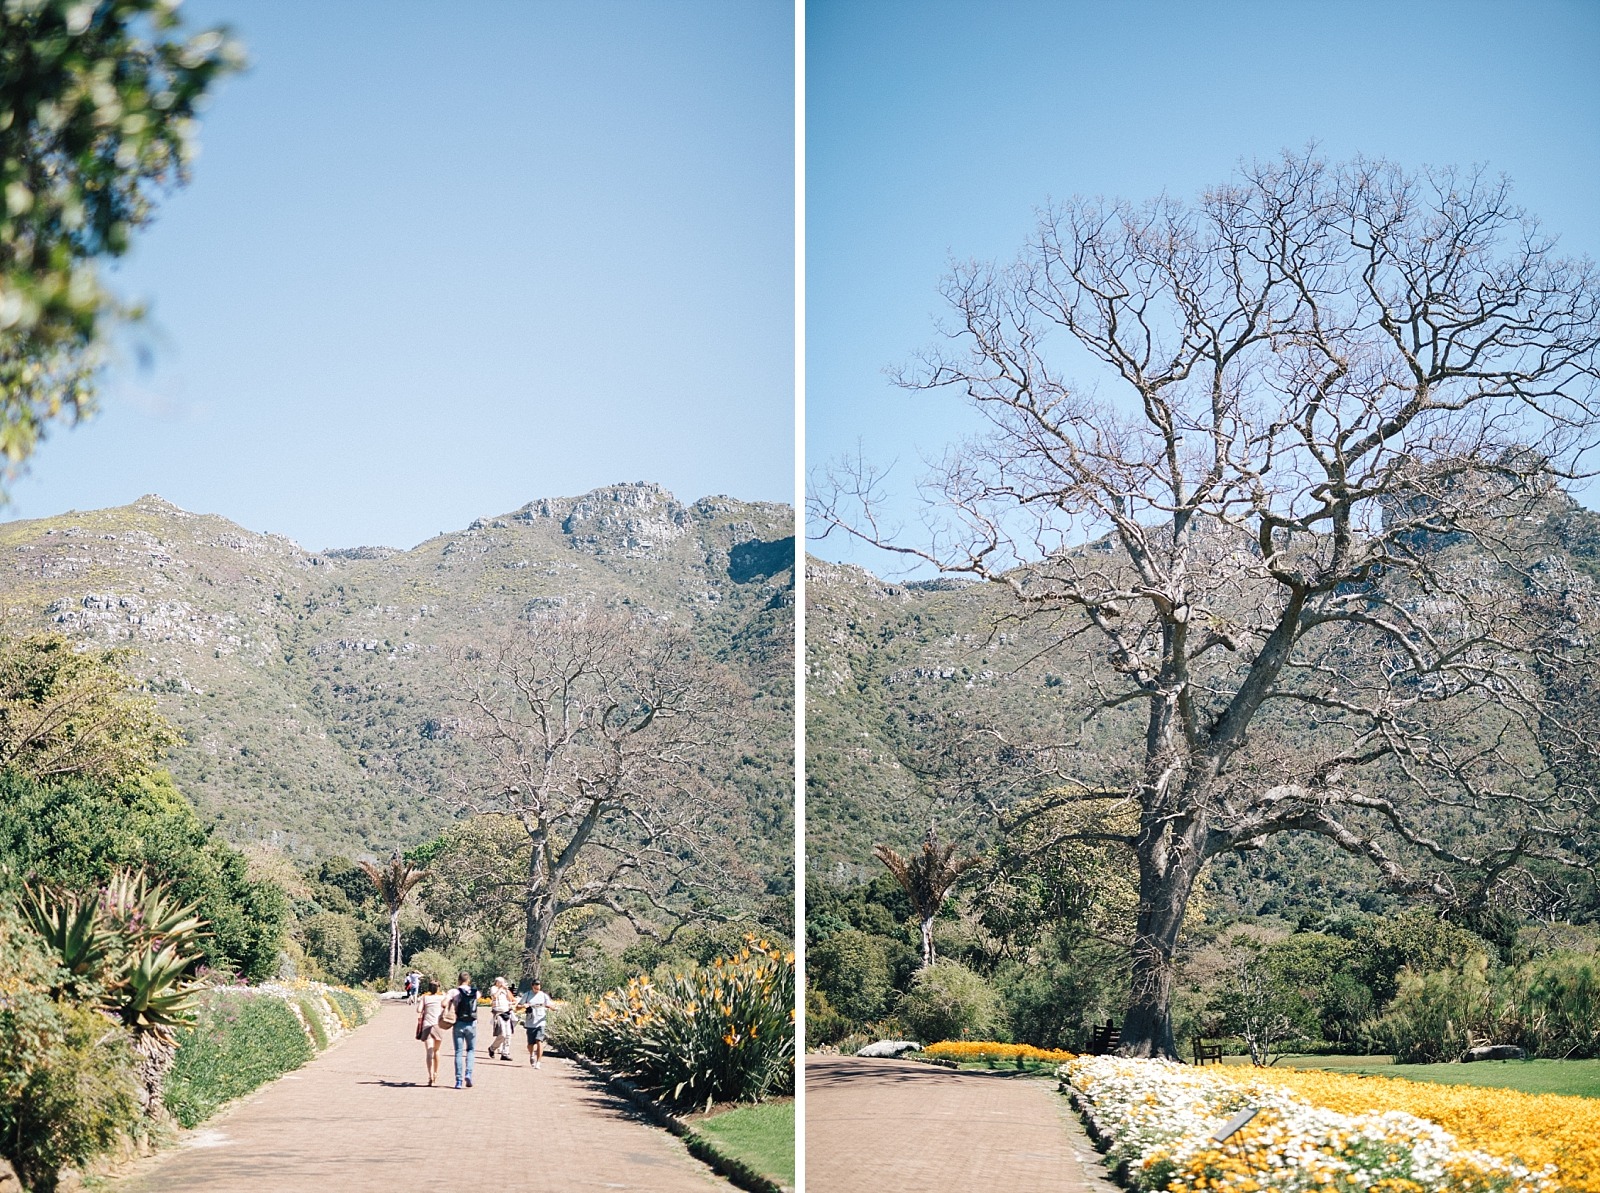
[
  {"xmin": 1259, "ymin": 1067, "xmax": 1600, "ymax": 1192},
  {"xmin": 1065, "ymin": 1057, "xmax": 1564, "ymax": 1193},
  {"xmin": 585, "ymin": 933, "xmax": 795, "ymax": 1107},
  {"xmin": 922, "ymin": 1040, "xmax": 1076, "ymax": 1064}
]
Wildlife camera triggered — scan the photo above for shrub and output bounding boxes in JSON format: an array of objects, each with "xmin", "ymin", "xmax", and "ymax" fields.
[
  {"xmin": 589, "ymin": 936, "xmax": 795, "ymax": 1108},
  {"xmin": 326, "ymin": 987, "xmax": 368, "ymax": 1028},
  {"xmin": 1374, "ymin": 956, "xmax": 1498, "ymax": 1062},
  {"xmin": 546, "ymin": 1000, "xmax": 604, "ymax": 1056},
  {"xmin": 804, "ymin": 985, "xmax": 849, "ymax": 1046},
  {"xmin": 898, "ymin": 960, "xmax": 1001, "ymax": 1044},
  {"xmin": 2, "ymin": 1001, "xmax": 139, "ymax": 1193},
  {"xmin": 1514, "ymin": 951, "xmax": 1600, "ymax": 1059},
  {"xmin": 405, "ymin": 947, "xmax": 461, "ymax": 990},
  {"xmin": 162, "ymin": 990, "xmax": 314, "ymax": 1127}
]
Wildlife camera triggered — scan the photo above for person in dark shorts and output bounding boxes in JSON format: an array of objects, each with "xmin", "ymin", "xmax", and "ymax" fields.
[{"xmin": 519, "ymin": 979, "xmax": 554, "ymax": 1068}]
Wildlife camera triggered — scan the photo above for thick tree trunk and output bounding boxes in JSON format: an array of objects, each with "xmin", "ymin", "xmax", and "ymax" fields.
[
  {"xmin": 389, "ymin": 910, "xmax": 401, "ymax": 983},
  {"xmin": 919, "ymin": 916, "xmax": 935, "ymax": 968},
  {"xmin": 522, "ymin": 899, "xmax": 557, "ymax": 988},
  {"xmin": 1120, "ymin": 810, "xmax": 1208, "ymax": 1059},
  {"xmin": 522, "ymin": 840, "xmax": 558, "ymax": 987}
]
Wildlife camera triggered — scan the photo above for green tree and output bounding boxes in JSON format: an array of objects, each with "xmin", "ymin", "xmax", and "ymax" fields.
[
  {"xmin": 0, "ymin": 632, "xmax": 178, "ymax": 783},
  {"xmin": 1210, "ymin": 934, "xmax": 1320, "ymax": 1066},
  {"xmin": 873, "ymin": 825, "xmax": 980, "ymax": 968},
  {"xmin": 0, "ymin": 768, "xmax": 288, "ymax": 979},
  {"xmin": 809, "ymin": 927, "xmax": 891, "ymax": 1025},
  {"xmin": 0, "ymin": 0, "xmax": 241, "ymax": 490}
]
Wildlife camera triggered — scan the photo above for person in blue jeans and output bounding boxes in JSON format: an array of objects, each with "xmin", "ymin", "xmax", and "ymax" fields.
[{"xmin": 451, "ymin": 971, "xmax": 480, "ymax": 1088}]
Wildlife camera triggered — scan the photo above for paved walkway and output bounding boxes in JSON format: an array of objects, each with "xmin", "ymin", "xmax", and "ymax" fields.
[
  {"xmin": 804, "ymin": 1055, "xmax": 1119, "ymax": 1193},
  {"xmin": 113, "ymin": 1002, "xmax": 728, "ymax": 1192}
]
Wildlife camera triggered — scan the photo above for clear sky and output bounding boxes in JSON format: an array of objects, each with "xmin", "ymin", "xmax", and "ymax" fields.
[
  {"xmin": 807, "ymin": 0, "xmax": 1600, "ymax": 574},
  {"xmin": 4, "ymin": 0, "xmax": 794, "ymax": 552}
]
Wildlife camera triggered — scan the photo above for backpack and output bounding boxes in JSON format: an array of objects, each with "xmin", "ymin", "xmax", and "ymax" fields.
[{"xmin": 455, "ymin": 987, "xmax": 479, "ymax": 1022}]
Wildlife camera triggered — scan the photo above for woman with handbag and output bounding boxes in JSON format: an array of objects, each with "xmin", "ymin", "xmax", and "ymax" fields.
[{"xmin": 415, "ymin": 978, "xmax": 446, "ymax": 1086}]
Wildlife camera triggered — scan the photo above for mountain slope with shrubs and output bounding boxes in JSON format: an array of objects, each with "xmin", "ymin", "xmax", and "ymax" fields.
[{"xmin": 0, "ymin": 483, "xmax": 794, "ymax": 883}]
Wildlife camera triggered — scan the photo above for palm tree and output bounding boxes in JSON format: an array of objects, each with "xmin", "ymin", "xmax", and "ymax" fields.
[
  {"xmin": 873, "ymin": 825, "xmax": 981, "ymax": 969},
  {"xmin": 358, "ymin": 851, "xmax": 428, "ymax": 984}
]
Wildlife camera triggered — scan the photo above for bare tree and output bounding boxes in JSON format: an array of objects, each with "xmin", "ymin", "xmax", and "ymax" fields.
[
  {"xmin": 357, "ymin": 851, "xmax": 428, "ymax": 984},
  {"xmin": 451, "ymin": 607, "xmax": 738, "ymax": 986},
  {"xmin": 815, "ymin": 150, "xmax": 1600, "ymax": 1057},
  {"xmin": 873, "ymin": 825, "xmax": 982, "ymax": 967}
]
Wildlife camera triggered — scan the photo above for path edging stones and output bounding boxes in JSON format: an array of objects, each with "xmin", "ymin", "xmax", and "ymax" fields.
[
  {"xmin": 570, "ymin": 1053, "xmax": 790, "ymax": 1193},
  {"xmin": 1061, "ymin": 1081, "xmax": 1133, "ymax": 1188}
]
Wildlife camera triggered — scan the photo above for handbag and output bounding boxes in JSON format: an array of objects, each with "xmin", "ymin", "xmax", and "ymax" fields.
[{"xmin": 415, "ymin": 1021, "xmax": 429, "ymax": 1041}]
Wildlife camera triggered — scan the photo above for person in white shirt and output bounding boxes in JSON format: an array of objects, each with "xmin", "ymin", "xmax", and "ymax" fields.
[{"xmin": 519, "ymin": 980, "xmax": 555, "ymax": 1068}]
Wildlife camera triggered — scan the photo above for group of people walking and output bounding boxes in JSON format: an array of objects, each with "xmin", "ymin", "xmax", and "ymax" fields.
[{"xmin": 410, "ymin": 971, "xmax": 554, "ymax": 1088}]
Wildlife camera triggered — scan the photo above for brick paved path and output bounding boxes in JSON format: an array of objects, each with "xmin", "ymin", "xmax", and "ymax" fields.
[
  {"xmin": 113, "ymin": 1002, "xmax": 728, "ymax": 1192},
  {"xmin": 804, "ymin": 1055, "xmax": 1119, "ymax": 1193}
]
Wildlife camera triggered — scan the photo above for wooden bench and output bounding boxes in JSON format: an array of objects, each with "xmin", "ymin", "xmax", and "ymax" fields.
[
  {"xmin": 1088, "ymin": 1020, "xmax": 1121, "ymax": 1055},
  {"xmin": 1192, "ymin": 1036, "xmax": 1225, "ymax": 1065}
]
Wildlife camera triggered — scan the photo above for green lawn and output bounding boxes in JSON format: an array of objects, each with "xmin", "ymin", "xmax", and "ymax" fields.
[
  {"xmin": 694, "ymin": 1101, "xmax": 795, "ymax": 1187},
  {"xmin": 947, "ymin": 1057, "xmax": 1060, "ymax": 1076},
  {"xmin": 1220, "ymin": 1053, "xmax": 1600, "ymax": 1098}
]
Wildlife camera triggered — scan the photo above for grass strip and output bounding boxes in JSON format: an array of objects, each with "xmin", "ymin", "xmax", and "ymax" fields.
[
  {"xmin": 694, "ymin": 1102, "xmax": 795, "ymax": 1187},
  {"xmin": 1262, "ymin": 1054, "xmax": 1600, "ymax": 1099},
  {"xmin": 571, "ymin": 1053, "xmax": 790, "ymax": 1193}
]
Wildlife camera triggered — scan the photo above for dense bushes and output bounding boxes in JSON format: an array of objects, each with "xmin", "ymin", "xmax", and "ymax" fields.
[
  {"xmin": 0, "ymin": 905, "xmax": 142, "ymax": 1192},
  {"xmin": 0, "ymin": 769, "xmax": 289, "ymax": 980},
  {"xmin": 162, "ymin": 991, "xmax": 315, "ymax": 1127},
  {"xmin": 587, "ymin": 937, "xmax": 795, "ymax": 1108},
  {"xmin": 897, "ymin": 960, "xmax": 1001, "ymax": 1043},
  {"xmin": 1377, "ymin": 950, "xmax": 1600, "ymax": 1062}
]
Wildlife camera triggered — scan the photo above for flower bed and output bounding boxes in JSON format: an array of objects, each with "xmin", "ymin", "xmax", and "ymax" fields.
[
  {"xmin": 922, "ymin": 1041, "xmax": 1076, "ymax": 1065},
  {"xmin": 1261, "ymin": 1067, "xmax": 1600, "ymax": 1193},
  {"xmin": 1061, "ymin": 1055, "xmax": 1563, "ymax": 1192},
  {"xmin": 587, "ymin": 937, "xmax": 795, "ymax": 1109}
]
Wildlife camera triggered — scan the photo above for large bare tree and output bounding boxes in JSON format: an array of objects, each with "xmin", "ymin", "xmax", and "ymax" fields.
[
  {"xmin": 451, "ymin": 607, "xmax": 738, "ymax": 986},
  {"xmin": 815, "ymin": 151, "xmax": 1600, "ymax": 1057}
]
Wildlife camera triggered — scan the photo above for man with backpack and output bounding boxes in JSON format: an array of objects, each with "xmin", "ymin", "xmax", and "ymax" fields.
[{"xmin": 449, "ymin": 971, "xmax": 480, "ymax": 1088}]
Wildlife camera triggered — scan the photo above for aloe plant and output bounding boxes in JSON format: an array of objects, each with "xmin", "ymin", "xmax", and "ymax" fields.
[
  {"xmin": 25, "ymin": 869, "xmax": 209, "ymax": 1114},
  {"xmin": 23, "ymin": 886, "xmax": 115, "ymax": 998}
]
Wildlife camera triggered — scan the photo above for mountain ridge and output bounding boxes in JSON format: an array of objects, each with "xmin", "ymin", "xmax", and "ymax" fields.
[{"xmin": 0, "ymin": 482, "xmax": 795, "ymax": 886}]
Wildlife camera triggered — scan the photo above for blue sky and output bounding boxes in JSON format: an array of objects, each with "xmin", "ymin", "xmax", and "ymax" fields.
[
  {"xmin": 806, "ymin": 0, "xmax": 1600, "ymax": 573},
  {"xmin": 5, "ymin": 0, "xmax": 794, "ymax": 551}
]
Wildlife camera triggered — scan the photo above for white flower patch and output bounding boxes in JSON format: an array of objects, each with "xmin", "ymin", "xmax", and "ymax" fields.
[{"xmin": 1060, "ymin": 1056, "xmax": 1558, "ymax": 1192}]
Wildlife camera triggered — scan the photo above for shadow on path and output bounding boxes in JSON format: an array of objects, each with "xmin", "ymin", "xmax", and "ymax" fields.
[{"xmin": 111, "ymin": 1003, "xmax": 729, "ymax": 1192}]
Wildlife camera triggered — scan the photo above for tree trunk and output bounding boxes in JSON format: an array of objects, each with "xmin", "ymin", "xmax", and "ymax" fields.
[
  {"xmin": 1120, "ymin": 810, "xmax": 1208, "ymax": 1059},
  {"xmin": 521, "ymin": 840, "xmax": 558, "ymax": 988},
  {"xmin": 388, "ymin": 909, "xmax": 401, "ymax": 983},
  {"xmin": 919, "ymin": 916, "xmax": 935, "ymax": 968}
]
